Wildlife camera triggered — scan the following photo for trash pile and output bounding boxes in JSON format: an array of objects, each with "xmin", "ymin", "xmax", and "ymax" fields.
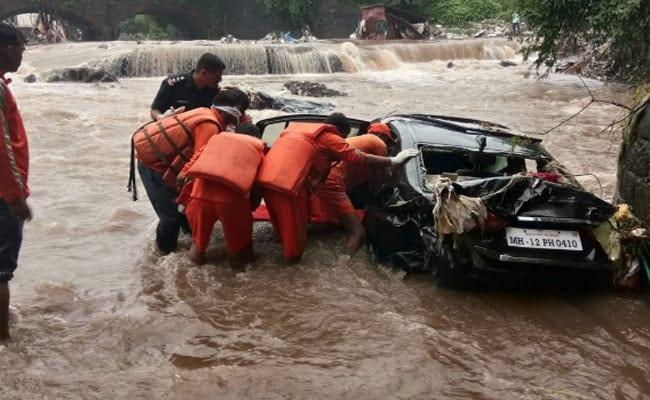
[
  {"xmin": 594, "ymin": 204, "xmax": 650, "ymax": 290},
  {"xmin": 283, "ymin": 81, "xmax": 347, "ymax": 97}
]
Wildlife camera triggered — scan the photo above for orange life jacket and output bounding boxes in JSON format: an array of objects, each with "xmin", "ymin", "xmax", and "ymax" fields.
[
  {"xmin": 186, "ymin": 133, "xmax": 265, "ymax": 197},
  {"xmin": 133, "ymin": 107, "xmax": 223, "ymax": 174},
  {"xmin": 256, "ymin": 122, "xmax": 334, "ymax": 197}
]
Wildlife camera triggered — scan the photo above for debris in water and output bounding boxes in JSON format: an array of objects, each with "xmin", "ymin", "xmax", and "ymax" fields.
[
  {"xmin": 220, "ymin": 34, "xmax": 238, "ymax": 44},
  {"xmin": 500, "ymin": 60, "xmax": 517, "ymax": 67},
  {"xmin": 284, "ymin": 81, "xmax": 347, "ymax": 97},
  {"xmin": 47, "ymin": 67, "xmax": 119, "ymax": 83},
  {"xmin": 24, "ymin": 74, "xmax": 37, "ymax": 83},
  {"xmin": 241, "ymin": 86, "xmax": 335, "ymax": 114}
]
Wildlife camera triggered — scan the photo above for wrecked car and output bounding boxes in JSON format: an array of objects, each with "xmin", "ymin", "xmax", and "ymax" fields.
[{"xmin": 254, "ymin": 114, "xmax": 617, "ymax": 288}]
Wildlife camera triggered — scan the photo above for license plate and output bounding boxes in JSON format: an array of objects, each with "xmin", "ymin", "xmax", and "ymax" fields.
[{"xmin": 505, "ymin": 227, "xmax": 583, "ymax": 251}]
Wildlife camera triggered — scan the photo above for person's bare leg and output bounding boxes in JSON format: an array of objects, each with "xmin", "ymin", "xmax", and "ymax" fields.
[
  {"xmin": 338, "ymin": 213, "xmax": 366, "ymax": 257},
  {"xmin": 188, "ymin": 243, "xmax": 206, "ymax": 265},
  {"xmin": 0, "ymin": 282, "xmax": 10, "ymax": 341}
]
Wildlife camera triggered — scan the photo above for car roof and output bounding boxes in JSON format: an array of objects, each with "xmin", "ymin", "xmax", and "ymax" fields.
[{"xmin": 386, "ymin": 114, "xmax": 552, "ymax": 160}]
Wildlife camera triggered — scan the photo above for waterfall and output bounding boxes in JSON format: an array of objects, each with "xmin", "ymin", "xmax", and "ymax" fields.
[{"xmin": 104, "ymin": 39, "xmax": 521, "ymax": 77}]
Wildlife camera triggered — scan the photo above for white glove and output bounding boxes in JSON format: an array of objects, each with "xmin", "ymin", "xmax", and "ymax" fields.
[
  {"xmin": 390, "ymin": 148, "xmax": 419, "ymax": 166},
  {"xmin": 158, "ymin": 106, "xmax": 186, "ymax": 120}
]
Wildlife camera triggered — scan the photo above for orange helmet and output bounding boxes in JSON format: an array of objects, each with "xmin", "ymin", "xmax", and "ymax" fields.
[{"xmin": 368, "ymin": 122, "xmax": 396, "ymax": 142}]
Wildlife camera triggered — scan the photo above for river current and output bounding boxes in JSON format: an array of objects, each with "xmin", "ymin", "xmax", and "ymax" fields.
[{"xmin": 1, "ymin": 40, "xmax": 648, "ymax": 400}]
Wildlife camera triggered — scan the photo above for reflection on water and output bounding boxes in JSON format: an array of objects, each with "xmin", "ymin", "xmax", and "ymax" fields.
[{"xmin": 2, "ymin": 41, "xmax": 647, "ymax": 400}]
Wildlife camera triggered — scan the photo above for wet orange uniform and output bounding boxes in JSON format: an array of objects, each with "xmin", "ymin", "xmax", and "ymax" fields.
[
  {"xmin": 185, "ymin": 180, "xmax": 254, "ymax": 256},
  {"xmin": 315, "ymin": 134, "xmax": 388, "ymax": 220},
  {"xmin": 258, "ymin": 123, "xmax": 367, "ymax": 259},
  {"xmin": 182, "ymin": 133, "xmax": 264, "ymax": 256}
]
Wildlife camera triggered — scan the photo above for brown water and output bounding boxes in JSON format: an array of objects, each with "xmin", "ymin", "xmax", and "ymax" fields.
[{"xmin": 2, "ymin": 41, "xmax": 648, "ymax": 400}]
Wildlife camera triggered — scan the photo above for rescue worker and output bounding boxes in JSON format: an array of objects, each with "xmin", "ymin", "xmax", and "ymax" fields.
[
  {"xmin": 179, "ymin": 124, "xmax": 265, "ymax": 266},
  {"xmin": 134, "ymin": 88, "xmax": 249, "ymax": 254},
  {"xmin": 257, "ymin": 113, "xmax": 418, "ymax": 264},
  {"xmin": 314, "ymin": 122, "xmax": 397, "ymax": 259},
  {"xmin": 0, "ymin": 24, "xmax": 29, "ymax": 341},
  {"xmin": 150, "ymin": 53, "xmax": 225, "ymax": 121}
]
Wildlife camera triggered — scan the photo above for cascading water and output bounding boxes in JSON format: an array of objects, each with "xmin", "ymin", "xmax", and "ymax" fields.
[{"xmin": 99, "ymin": 39, "xmax": 520, "ymax": 77}]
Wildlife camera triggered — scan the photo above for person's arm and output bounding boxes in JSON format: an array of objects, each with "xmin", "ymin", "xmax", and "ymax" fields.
[
  {"xmin": 150, "ymin": 109, "xmax": 162, "ymax": 121},
  {"xmin": 0, "ymin": 84, "xmax": 31, "ymax": 221},
  {"xmin": 193, "ymin": 122, "xmax": 220, "ymax": 151},
  {"xmin": 321, "ymin": 132, "xmax": 368, "ymax": 164},
  {"xmin": 180, "ymin": 145, "xmax": 205, "ymax": 178},
  {"xmin": 322, "ymin": 132, "xmax": 417, "ymax": 167},
  {"xmin": 150, "ymin": 78, "xmax": 173, "ymax": 120}
]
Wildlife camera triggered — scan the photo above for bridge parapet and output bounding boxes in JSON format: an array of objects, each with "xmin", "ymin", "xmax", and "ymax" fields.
[{"xmin": 0, "ymin": 0, "xmax": 272, "ymax": 40}]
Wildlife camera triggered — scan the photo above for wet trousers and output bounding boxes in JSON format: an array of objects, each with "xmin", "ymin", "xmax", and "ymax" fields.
[
  {"xmin": 0, "ymin": 199, "xmax": 23, "ymax": 283},
  {"xmin": 137, "ymin": 162, "xmax": 190, "ymax": 253},
  {"xmin": 263, "ymin": 188, "xmax": 310, "ymax": 259},
  {"xmin": 185, "ymin": 197, "xmax": 253, "ymax": 255}
]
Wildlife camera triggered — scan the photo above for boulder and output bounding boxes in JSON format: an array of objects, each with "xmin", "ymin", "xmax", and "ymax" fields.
[
  {"xmin": 500, "ymin": 60, "xmax": 518, "ymax": 67},
  {"xmin": 47, "ymin": 67, "xmax": 119, "ymax": 83}
]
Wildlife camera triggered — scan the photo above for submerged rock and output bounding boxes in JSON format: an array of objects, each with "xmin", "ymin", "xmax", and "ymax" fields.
[
  {"xmin": 500, "ymin": 60, "xmax": 517, "ymax": 67},
  {"xmin": 47, "ymin": 67, "xmax": 119, "ymax": 83},
  {"xmin": 284, "ymin": 80, "xmax": 347, "ymax": 97},
  {"xmin": 24, "ymin": 74, "xmax": 37, "ymax": 83}
]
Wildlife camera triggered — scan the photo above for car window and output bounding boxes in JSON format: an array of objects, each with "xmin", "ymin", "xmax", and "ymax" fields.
[
  {"xmin": 261, "ymin": 120, "xmax": 288, "ymax": 147},
  {"xmin": 420, "ymin": 145, "xmax": 528, "ymax": 190}
]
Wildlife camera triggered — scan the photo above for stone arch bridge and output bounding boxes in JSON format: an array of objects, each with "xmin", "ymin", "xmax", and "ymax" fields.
[{"xmin": 0, "ymin": 0, "xmax": 271, "ymax": 40}]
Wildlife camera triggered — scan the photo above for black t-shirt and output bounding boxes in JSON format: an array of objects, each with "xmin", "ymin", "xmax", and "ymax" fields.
[{"xmin": 150, "ymin": 71, "xmax": 219, "ymax": 113}]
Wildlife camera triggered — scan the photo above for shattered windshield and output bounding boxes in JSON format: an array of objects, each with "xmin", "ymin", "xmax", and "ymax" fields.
[{"xmin": 392, "ymin": 119, "xmax": 550, "ymax": 159}]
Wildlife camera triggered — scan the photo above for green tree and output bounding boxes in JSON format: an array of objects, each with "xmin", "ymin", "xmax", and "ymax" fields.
[
  {"xmin": 257, "ymin": 0, "xmax": 316, "ymax": 31},
  {"xmin": 521, "ymin": 0, "xmax": 649, "ymax": 82}
]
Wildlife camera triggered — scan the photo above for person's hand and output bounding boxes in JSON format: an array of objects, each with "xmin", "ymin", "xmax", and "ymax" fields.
[
  {"xmin": 176, "ymin": 172, "xmax": 188, "ymax": 188},
  {"xmin": 157, "ymin": 106, "xmax": 186, "ymax": 120},
  {"xmin": 9, "ymin": 198, "xmax": 32, "ymax": 222},
  {"xmin": 390, "ymin": 148, "xmax": 419, "ymax": 166}
]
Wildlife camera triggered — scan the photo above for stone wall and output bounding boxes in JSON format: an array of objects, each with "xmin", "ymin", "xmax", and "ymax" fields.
[{"xmin": 617, "ymin": 98, "xmax": 650, "ymax": 223}]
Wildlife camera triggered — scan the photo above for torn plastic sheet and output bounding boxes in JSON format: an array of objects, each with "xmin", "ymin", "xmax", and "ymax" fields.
[
  {"xmin": 453, "ymin": 176, "xmax": 616, "ymax": 223},
  {"xmin": 365, "ymin": 183, "xmax": 435, "ymax": 270}
]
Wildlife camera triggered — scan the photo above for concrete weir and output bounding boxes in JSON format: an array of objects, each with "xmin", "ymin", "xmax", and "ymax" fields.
[{"xmin": 109, "ymin": 39, "xmax": 521, "ymax": 77}]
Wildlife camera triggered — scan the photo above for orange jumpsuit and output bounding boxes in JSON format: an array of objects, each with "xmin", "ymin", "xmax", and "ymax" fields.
[
  {"xmin": 263, "ymin": 129, "xmax": 367, "ymax": 259},
  {"xmin": 182, "ymin": 145, "xmax": 255, "ymax": 256},
  {"xmin": 185, "ymin": 179, "xmax": 254, "ymax": 255},
  {"xmin": 314, "ymin": 134, "xmax": 388, "ymax": 220}
]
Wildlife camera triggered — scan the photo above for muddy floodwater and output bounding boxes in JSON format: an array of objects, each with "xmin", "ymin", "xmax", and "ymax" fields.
[{"xmin": 2, "ymin": 40, "xmax": 648, "ymax": 399}]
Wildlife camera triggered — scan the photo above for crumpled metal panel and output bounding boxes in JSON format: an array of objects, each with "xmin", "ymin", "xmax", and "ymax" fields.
[{"xmin": 454, "ymin": 176, "xmax": 616, "ymax": 223}]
